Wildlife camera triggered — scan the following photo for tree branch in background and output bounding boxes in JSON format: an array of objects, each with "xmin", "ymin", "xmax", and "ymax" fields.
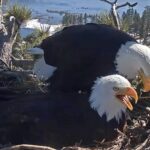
[
  {"xmin": 113, "ymin": 0, "xmax": 117, "ymax": 4},
  {"xmin": 100, "ymin": 0, "xmax": 118, "ymax": 5},
  {"xmin": 100, "ymin": 0, "xmax": 114, "ymax": 5},
  {"xmin": 100, "ymin": 0, "xmax": 138, "ymax": 30},
  {"xmin": 0, "ymin": 144, "xmax": 56, "ymax": 150},
  {"xmin": 116, "ymin": 2, "xmax": 138, "ymax": 9},
  {"xmin": 0, "ymin": 4, "xmax": 32, "ymax": 70}
]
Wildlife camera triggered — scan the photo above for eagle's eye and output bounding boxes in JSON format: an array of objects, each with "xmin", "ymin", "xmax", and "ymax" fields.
[{"xmin": 113, "ymin": 87, "xmax": 119, "ymax": 91}]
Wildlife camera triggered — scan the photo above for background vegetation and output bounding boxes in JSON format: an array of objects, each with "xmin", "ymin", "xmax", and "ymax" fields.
[
  {"xmin": 62, "ymin": 6, "xmax": 150, "ymax": 45},
  {"xmin": 0, "ymin": 1, "xmax": 150, "ymax": 150}
]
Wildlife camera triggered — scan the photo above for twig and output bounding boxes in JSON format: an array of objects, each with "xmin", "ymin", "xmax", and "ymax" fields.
[
  {"xmin": 100, "ymin": 0, "xmax": 137, "ymax": 9},
  {"xmin": 0, "ymin": 144, "xmax": 56, "ymax": 150},
  {"xmin": 116, "ymin": 2, "xmax": 138, "ymax": 9},
  {"xmin": 116, "ymin": 128, "xmax": 127, "ymax": 138},
  {"xmin": 135, "ymin": 137, "xmax": 150, "ymax": 150},
  {"xmin": 0, "ymin": 58, "xmax": 11, "ymax": 70},
  {"xmin": 99, "ymin": 0, "xmax": 137, "ymax": 30},
  {"xmin": 100, "ymin": 0, "xmax": 115, "ymax": 5}
]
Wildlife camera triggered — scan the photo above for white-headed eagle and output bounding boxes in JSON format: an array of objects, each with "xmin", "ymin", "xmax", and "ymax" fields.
[
  {"xmin": 0, "ymin": 75, "xmax": 138, "ymax": 148},
  {"xmin": 29, "ymin": 23, "xmax": 150, "ymax": 93}
]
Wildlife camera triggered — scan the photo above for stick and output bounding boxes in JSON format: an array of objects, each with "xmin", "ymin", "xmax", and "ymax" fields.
[
  {"xmin": 0, "ymin": 144, "xmax": 56, "ymax": 150},
  {"xmin": 116, "ymin": 2, "xmax": 138, "ymax": 9},
  {"xmin": 135, "ymin": 137, "xmax": 149, "ymax": 150}
]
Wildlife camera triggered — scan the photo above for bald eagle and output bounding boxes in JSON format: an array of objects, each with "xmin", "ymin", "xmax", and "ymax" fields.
[
  {"xmin": 29, "ymin": 23, "xmax": 150, "ymax": 93},
  {"xmin": 0, "ymin": 75, "xmax": 138, "ymax": 148}
]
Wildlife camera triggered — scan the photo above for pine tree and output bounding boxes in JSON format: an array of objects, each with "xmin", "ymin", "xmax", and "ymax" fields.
[
  {"xmin": 140, "ymin": 6, "xmax": 150, "ymax": 44},
  {"xmin": 132, "ymin": 10, "xmax": 141, "ymax": 35}
]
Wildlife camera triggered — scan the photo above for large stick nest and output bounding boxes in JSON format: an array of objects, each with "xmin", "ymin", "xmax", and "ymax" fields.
[{"xmin": 0, "ymin": 71, "xmax": 150, "ymax": 150}]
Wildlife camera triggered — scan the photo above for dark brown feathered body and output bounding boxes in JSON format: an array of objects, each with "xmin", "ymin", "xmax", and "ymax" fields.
[
  {"xmin": 40, "ymin": 23, "xmax": 136, "ymax": 92},
  {"xmin": 0, "ymin": 91, "xmax": 126, "ymax": 148}
]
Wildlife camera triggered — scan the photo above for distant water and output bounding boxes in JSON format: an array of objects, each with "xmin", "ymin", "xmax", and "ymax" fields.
[{"xmin": 9, "ymin": 0, "xmax": 150, "ymax": 24}]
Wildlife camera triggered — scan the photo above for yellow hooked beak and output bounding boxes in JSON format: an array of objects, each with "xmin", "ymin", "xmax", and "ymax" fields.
[
  {"xmin": 138, "ymin": 69, "xmax": 150, "ymax": 92},
  {"xmin": 116, "ymin": 87, "xmax": 138, "ymax": 111}
]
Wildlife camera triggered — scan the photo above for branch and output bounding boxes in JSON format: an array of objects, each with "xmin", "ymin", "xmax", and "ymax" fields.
[
  {"xmin": 12, "ymin": 30, "xmax": 19, "ymax": 45},
  {"xmin": 0, "ymin": 144, "xmax": 56, "ymax": 150},
  {"xmin": 7, "ymin": 16, "xmax": 16, "ymax": 41},
  {"xmin": 135, "ymin": 136, "xmax": 150, "ymax": 150},
  {"xmin": 113, "ymin": 0, "xmax": 117, "ymax": 4},
  {"xmin": 100, "ymin": 0, "xmax": 114, "ymax": 5},
  {"xmin": 100, "ymin": 0, "xmax": 118, "ymax": 5},
  {"xmin": 116, "ymin": 2, "xmax": 138, "ymax": 9},
  {"xmin": 0, "ymin": 57, "xmax": 11, "ymax": 70}
]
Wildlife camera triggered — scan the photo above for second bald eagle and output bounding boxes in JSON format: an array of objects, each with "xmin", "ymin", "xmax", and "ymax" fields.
[{"xmin": 30, "ymin": 23, "xmax": 150, "ymax": 93}]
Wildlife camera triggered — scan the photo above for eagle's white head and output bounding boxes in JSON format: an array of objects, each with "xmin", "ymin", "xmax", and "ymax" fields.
[
  {"xmin": 89, "ymin": 74, "xmax": 138, "ymax": 123},
  {"xmin": 116, "ymin": 41, "xmax": 150, "ymax": 92}
]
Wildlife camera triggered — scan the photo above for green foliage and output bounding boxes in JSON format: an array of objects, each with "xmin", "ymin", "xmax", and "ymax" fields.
[
  {"xmin": 6, "ymin": 3, "xmax": 150, "ymax": 62},
  {"xmin": 122, "ymin": 9, "xmax": 133, "ymax": 32},
  {"xmin": 13, "ymin": 28, "xmax": 49, "ymax": 60},
  {"xmin": 96, "ymin": 12, "xmax": 115, "ymax": 27},
  {"xmin": 62, "ymin": 13, "xmax": 85, "ymax": 25},
  {"xmin": 140, "ymin": 6, "xmax": 150, "ymax": 44},
  {"xmin": 7, "ymin": 1, "xmax": 49, "ymax": 61},
  {"xmin": 24, "ymin": 28, "xmax": 49, "ymax": 47},
  {"xmin": 121, "ymin": 8, "xmax": 141, "ymax": 33},
  {"xmin": 23, "ymin": 29, "xmax": 49, "ymax": 64},
  {"xmin": 62, "ymin": 13, "xmax": 72, "ymax": 25},
  {"xmin": 62, "ymin": 11, "xmax": 115, "ymax": 26},
  {"xmin": 6, "ymin": 4, "xmax": 32, "ymax": 24},
  {"xmin": 53, "ymin": 7, "xmax": 150, "ymax": 41},
  {"xmin": 133, "ymin": 10, "xmax": 141, "ymax": 33}
]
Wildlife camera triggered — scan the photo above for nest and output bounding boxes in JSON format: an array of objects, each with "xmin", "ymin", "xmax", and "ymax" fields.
[
  {"xmin": 0, "ymin": 71, "xmax": 150, "ymax": 150},
  {"xmin": 0, "ymin": 70, "xmax": 48, "ymax": 94}
]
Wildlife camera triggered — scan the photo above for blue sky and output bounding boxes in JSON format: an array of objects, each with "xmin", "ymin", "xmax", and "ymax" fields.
[
  {"xmin": 10, "ymin": 0, "xmax": 150, "ymax": 14},
  {"xmin": 10, "ymin": 0, "xmax": 150, "ymax": 24}
]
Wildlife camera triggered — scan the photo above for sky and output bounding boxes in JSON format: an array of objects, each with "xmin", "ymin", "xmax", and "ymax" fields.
[{"xmin": 9, "ymin": 0, "xmax": 150, "ymax": 24}]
